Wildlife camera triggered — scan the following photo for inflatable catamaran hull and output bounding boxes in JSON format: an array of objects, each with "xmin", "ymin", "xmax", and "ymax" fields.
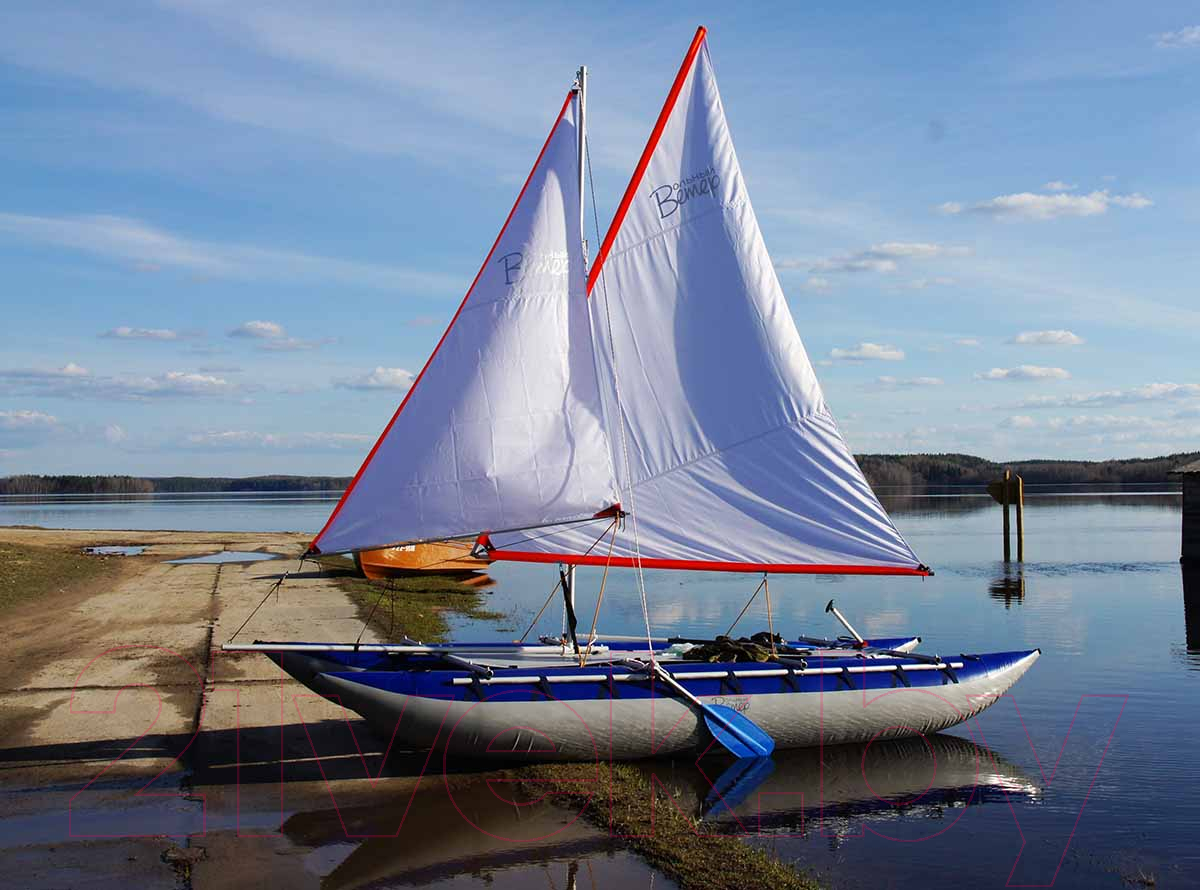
[{"xmin": 266, "ymin": 647, "xmax": 1038, "ymax": 761}]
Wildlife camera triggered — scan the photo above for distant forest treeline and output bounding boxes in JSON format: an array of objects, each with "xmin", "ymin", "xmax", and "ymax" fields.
[
  {"xmin": 0, "ymin": 474, "xmax": 353, "ymax": 495},
  {"xmin": 855, "ymin": 452, "xmax": 1197, "ymax": 488},
  {"xmin": 3, "ymin": 452, "xmax": 1196, "ymax": 495}
]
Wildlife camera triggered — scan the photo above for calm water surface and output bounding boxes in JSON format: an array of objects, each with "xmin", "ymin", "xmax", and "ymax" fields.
[{"xmin": 4, "ymin": 487, "xmax": 1198, "ymax": 888}]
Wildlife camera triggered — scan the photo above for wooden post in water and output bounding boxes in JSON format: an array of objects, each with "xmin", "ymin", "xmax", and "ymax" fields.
[
  {"xmin": 1015, "ymin": 474, "xmax": 1025, "ymax": 562},
  {"xmin": 1002, "ymin": 469, "xmax": 1011, "ymax": 562}
]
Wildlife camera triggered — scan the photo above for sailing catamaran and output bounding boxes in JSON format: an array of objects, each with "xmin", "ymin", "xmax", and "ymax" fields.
[{"xmin": 225, "ymin": 27, "xmax": 1037, "ymax": 761}]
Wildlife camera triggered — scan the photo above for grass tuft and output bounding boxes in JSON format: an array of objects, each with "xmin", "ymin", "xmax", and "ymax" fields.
[
  {"xmin": 331, "ymin": 571, "xmax": 505, "ymax": 643},
  {"xmin": 515, "ymin": 762, "xmax": 821, "ymax": 890}
]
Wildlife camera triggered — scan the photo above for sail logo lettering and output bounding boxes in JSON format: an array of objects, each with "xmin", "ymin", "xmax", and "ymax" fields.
[
  {"xmin": 497, "ymin": 251, "xmax": 570, "ymax": 286},
  {"xmin": 649, "ymin": 166, "xmax": 720, "ymax": 220}
]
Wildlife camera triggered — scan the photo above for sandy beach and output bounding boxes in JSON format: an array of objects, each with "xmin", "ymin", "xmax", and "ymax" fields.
[{"xmin": 0, "ymin": 527, "xmax": 765, "ymax": 889}]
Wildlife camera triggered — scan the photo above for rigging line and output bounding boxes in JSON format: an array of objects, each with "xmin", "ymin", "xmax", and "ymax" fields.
[
  {"xmin": 356, "ymin": 579, "xmax": 394, "ymax": 646},
  {"xmin": 579, "ymin": 518, "xmax": 620, "ymax": 666},
  {"xmin": 226, "ymin": 556, "xmax": 302, "ymax": 643},
  {"xmin": 724, "ymin": 574, "xmax": 768, "ymax": 638},
  {"xmin": 586, "ymin": 133, "xmax": 655, "ymax": 664},
  {"xmin": 519, "ymin": 577, "xmax": 562, "ymax": 643},
  {"xmin": 762, "ymin": 573, "xmax": 778, "ymax": 658},
  {"xmin": 516, "ymin": 518, "xmax": 616, "ymax": 643},
  {"xmin": 479, "ymin": 515, "xmax": 611, "ymax": 551}
]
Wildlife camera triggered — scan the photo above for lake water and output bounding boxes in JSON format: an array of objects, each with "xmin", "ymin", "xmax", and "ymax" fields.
[{"xmin": 4, "ymin": 487, "xmax": 1198, "ymax": 888}]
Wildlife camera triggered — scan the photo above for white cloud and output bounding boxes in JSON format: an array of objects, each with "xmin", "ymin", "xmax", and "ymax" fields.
[
  {"xmin": 877, "ymin": 376, "xmax": 943, "ymax": 387},
  {"xmin": 1009, "ymin": 329, "xmax": 1085, "ymax": 346},
  {"xmin": 1042, "ymin": 181, "xmax": 1077, "ymax": 192},
  {"xmin": 229, "ymin": 320, "xmax": 286, "ymax": 339},
  {"xmin": 977, "ymin": 365, "xmax": 1071, "ymax": 381},
  {"xmin": 228, "ymin": 320, "xmax": 329, "ymax": 352},
  {"xmin": 831, "ymin": 342, "xmax": 905, "ymax": 362},
  {"xmin": 0, "ymin": 212, "xmax": 460, "ymax": 293},
  {"xmin": 100, "ymin": 326, "xmax": 180, "ymax": 341},
  {"xmin": 1155, "ymin": 25, "xmax": 1200, "ymax": 49},
  {"xmin": 334, "ymin": 367, "xmax": 416, "ymax": 390},
  {"xmin": 182, "ymin": 430, "xmax": 373, "ymax": 450},
  {"xmin": 0, "ymin": 364, "xmax": 237, "ymax": 400},
  {"xmin": 954, "ymin": 338, "xmax": 981, "ymax": 347},
  {"xmin": 803, "ymin": 241, "xmax": 970, "ymax": 275},
  {"xmin": 103, "ymin": 423, "xmax": 127, "ymax": 444},
  {"xmin": 1004, "ymin": 415, "xmax": 1037, "ymax": 429},
  {"xmin": 938, "ymin": 189, "xmax": 1152, "ymax": 221},
  {"xmin": 0, "ymin": 409, "xmax": 63, "ymax": 447},
  {"xmin": 0, "ymin": 409, "xmax": 59, "ymax": 431},
  {"xmin": 1019, "ymin": 382, "xmax": 1200, "ymax": 409},
  {"xmin": 801, "ymin": 276, "xmax": 832, "ymax": 291}
]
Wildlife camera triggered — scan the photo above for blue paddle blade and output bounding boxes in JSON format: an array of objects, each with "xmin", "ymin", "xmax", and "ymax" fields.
[
  {"xmin": 703, "ymin": 754, "xmax": 776, "ymax": 815},
  {"xmin": 703, "ymin": 704, "xmax": 776, "ymax": 758}
]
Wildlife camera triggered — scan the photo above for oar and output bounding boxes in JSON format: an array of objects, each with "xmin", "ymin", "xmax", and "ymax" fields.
[{"xmin": 631, "ymin": 660, "xmax": 775, "ymax": 759}]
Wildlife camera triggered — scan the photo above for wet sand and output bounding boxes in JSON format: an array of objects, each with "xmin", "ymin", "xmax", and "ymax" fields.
[{"xmin": 0, "ymin": 527, "xmax": 671, "ymax": 889}]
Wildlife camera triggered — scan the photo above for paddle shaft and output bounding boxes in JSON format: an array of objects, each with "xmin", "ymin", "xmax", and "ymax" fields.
[{"xmin": 645, "ymin": 662, "xmax": 770, "ymax": 755}]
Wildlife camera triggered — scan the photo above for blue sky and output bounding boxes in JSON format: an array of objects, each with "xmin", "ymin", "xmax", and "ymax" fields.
[{"xmin": 2, "ymin": 1, "xmax": 1198, "ymax": 476}]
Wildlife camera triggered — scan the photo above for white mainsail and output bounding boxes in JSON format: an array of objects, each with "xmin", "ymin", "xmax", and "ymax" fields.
[
  {"xmin": 311, "ymin": 91, "xmax": 620, "ymax": 555},
  {"xmin": 487, "ymin": 30, "xmax": 927, "ymax": 575}
]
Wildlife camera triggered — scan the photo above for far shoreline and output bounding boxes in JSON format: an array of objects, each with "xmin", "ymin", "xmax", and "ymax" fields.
[{"xmin": 3, "ymin": 449, "xmax": 1197, "ymax": 496}]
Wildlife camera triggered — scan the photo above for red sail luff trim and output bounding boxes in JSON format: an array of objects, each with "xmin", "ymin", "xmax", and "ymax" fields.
[
  {"xmin": 585, "ymin": 25, "xmax": 707, "ymax": 295},
  {"xmin": 310, "ymin": 90, "xmax": 578, "ymax": 555},
  {"xmin": 485, "ymin": 546, "xmax": 931, "ymax": 577}
]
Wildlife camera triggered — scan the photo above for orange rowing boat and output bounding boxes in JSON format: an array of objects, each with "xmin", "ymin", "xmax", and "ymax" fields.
[{"xmin": 354, "ymin": 541, "xmax": 490, "ymax": 580}]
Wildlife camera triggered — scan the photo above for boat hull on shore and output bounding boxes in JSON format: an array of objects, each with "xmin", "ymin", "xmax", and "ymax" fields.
[
  {"xmin": 261, "ymin": 644, "xmax": 1037, "ymax": 761},
  {"xmin": 354, "ymin": 541, "xmax": 489, "ymax": 579}
]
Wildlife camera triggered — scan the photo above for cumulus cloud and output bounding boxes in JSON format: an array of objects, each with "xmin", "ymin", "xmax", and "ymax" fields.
[
  {"xmin": 0, "ymin": 363, "xmax": 237, "ymax": 400},
  {"xmin": 801, "ymin": 276, "xmax": 832, "ymax": 291},
  {"xmin": 1156, "ymin": 25, "xmax": 1200, "ymax": 48},
  {"xmin": 334, "ymin": 367, "xmax": 416, "ymax": 390},
  {"xmin": 1043, "ymin": 181, "xmax": 1077, "ymax": 192},
  {"xmin": 1019, "ymin": 382, "xmax": 1200, "ymax": 409},
  {"xmin": 1009, "ymin": 329, "xmax": 1085, "ymax": 346},
  {"xmin": 0, "ymin": 409, "xmax": 65, "ymax": 447},
  {"xmin": 976, "ymin": 365, "xmax": 1071, "ymax": 381},
  {"xmin": 229, "ymin": 320, "xmax": 286, "ymax": 339},
  {"xmin": 228, "ymin": 320, "xmax": 328, "ymax": 351},
  {"xmin": 802, "ymin": 241, "xmax": 971, "ymax": 275},
  {"xmin": 831, "ymin": 342, "xmax": 905, "ymax": 362},
  {"xmin": 877, "ymin": 376, "xmax": 943, "ymax": 387},
  {"xmin": 182, "ymin": 430, "xmax": 373, "ymax": 450},
  {"xmin": 1004, "ymin": 415, "xmax": 1036, "ymax": 429},
  {"xmin": 938, "ymin": 189, "xmax": 1152, "ymax": 221},
  {"xmin": 100, "ymin": 326, "xmax": 180, "ymax": 341},
  {"xmin": 954, "ymin": 338, "xmax": 981, "ymax": 347}
]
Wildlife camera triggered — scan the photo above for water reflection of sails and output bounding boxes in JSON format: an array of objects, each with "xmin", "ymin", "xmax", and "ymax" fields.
[
  {"xmin": 284, "ymin": 734, "xmax": 1035, "ymax": 889},
  {"xmin": 670, "ymin": 733, "xmax": 1040, "ymax": 828}
]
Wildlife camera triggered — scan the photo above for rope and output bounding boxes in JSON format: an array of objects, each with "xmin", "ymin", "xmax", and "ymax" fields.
[
  {"xmin": 724, "ymin": 574, "xmax": 768, "ymax": 637},
  {"xmin": 520, "ymin": 578, "xmax": 563, "ymax": 642},
  {"xmin": 762, "ymin": 573, "xmax": 778, "ymax": 657},
  {"xmin": 579, "ymin": 519, "xmax": 620, "ymax": 666},
  {"xmin": 517, "ymin": 518, "xmax": 617, "ymax": 643},
  {"xmin": 586, "ymin": 135, "xmax": 655, "ymax": 663},
  {"xmin": 225, "ymin": 556, "xmax": 302, "ymax": 643},
  {"xmin": 356, "ymin": 579, "xmax": 394, "ymax": 646}
]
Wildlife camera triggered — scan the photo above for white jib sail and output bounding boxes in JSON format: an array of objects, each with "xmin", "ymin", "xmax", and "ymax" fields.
[
  {"xmin": 489, "ymin": 32, "xmax": 926, "ymax": 574},
  {"xmin": 312, "ymin": 91, "xmax": 620, "ymax": 555}
]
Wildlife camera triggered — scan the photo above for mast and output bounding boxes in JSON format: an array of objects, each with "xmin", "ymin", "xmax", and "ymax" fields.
[{"xmin": 575, "ymin": 64, "xmax": 588, "ymax": 264}]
